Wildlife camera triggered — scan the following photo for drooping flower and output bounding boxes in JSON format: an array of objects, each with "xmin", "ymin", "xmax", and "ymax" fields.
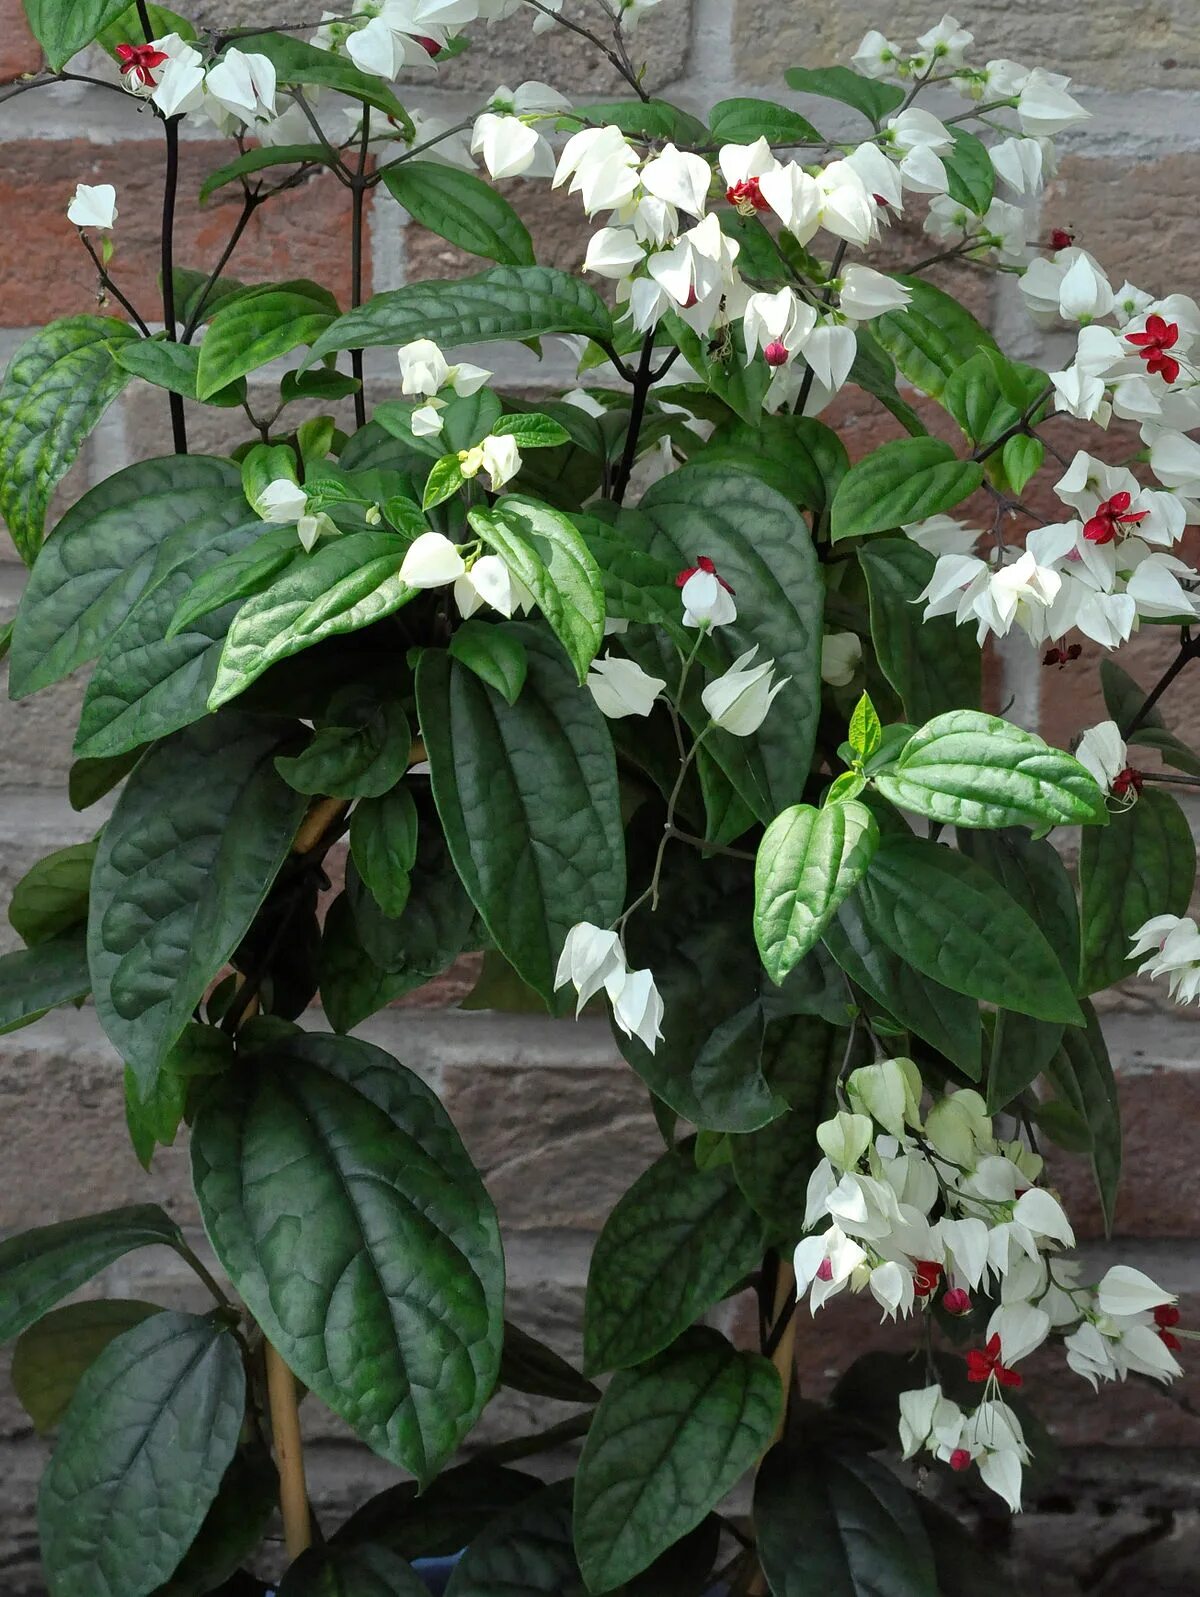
[
  {"xmin": 966, "ymin": 1333, "xmax": 1023, "ymax": 1388},
  {"xmin": 677, "ymin": 556, "xmax": 736, "ymax": 629},
  {"xmin": 255, "ymin": 478, "xmax": 308, "ymax": 523},
  {"xmin": 205, "ymin": 48, "xmax": 277, "ymax": 126},
  {"xmin": 67, "ymin": 183, "xmax": 118, "ymax": 230},
  {"xmin": 701, "ymin": 647, "xmax": 790, "ymax": 736},
  {"xmin": 586, "ymin": 655, "xmax": 666, "ymax": 719},
  {"xmin": 554, "ymin": 921, "xmax": 626, "ymax": 1014},
  {"xmin": 115, "ymin": 41, "xmax": 169, "ymax": 90},
  {"xmin": 399, "ymin": 530, "xmax": 466, "ymax": 588}
]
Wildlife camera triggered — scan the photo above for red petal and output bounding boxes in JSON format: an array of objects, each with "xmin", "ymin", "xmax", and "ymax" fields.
[{"xmin": 1107, "ymin": 491, "xmax": 1131, "ymax": 513}]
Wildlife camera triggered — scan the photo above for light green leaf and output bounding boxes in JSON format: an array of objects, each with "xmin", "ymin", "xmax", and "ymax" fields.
[
  {"xmin": 855, "ymin": 835, "xmax": 1083, "ymax": 1024},
  {"xmin": 754, "ymin": 800, "xmax": 880, "ymax": 984},
  {"xmin": 191, "ymin": 1030, "xmax": 504, "ymax": 1486},
  {"xmin": 23, "ymin": 0, "xmax": 131, "ymax": 68},
  {"xmin": 709, "ymin": 96, "xmax": 822, "ymax": 144},
  {"xmin": 873, "ymin": 278, "xmax": 1000, "ymax": 400},
  {"xmin": 196, "ymin": 283, "xmax": 338, "ymax": 399},
  {"xmin": 422, "ymin": 453, "xmax": 466, "ymax": 509},
  {"xmin": 0, "ymin": 316, "xmax": 136, "ymax": 562},
  {"xmin": 37, "ymin": 1312, "xmax": 245, "ymax": 1597},
  {"xmin": 8, "ymin": 454, "xmax": 244, "ymax": 697},
  {"xmin": 942, "ymin": 127, "xmax": 995, "ymax": 215},
  {"xmin": 9, "ymin": 842, "xmax": 96, "ymax": 946},
  {"xmin": 95, "ymin": 3, "xmax": 195, "ymax": 51},
  {"xmin": 209, "ymin": 529, "xmax": 414, "ymax": 709},
  {"xmin": 848, "ymin": 693, "xmax": 882, "ymax": 762},
  {"xmin": 584, "ymin": 1146, "xmax": 765, "ymax": 1374},
  {"xmin": 382, "ymin": 162, "xmax": 535, "ymax": 266},
  {"xmin": 1003, "ymin": 433, "xmax": 1044, "ymax": 495},
  {"xmin": 562, "ymin": 98, "xmax": 709, "ymax": 142},
  {"xmin": 11, "ymin": 1300, "xmax": 161, "ymax": 1434},
  {"xmin": 574, "ymin": 1329, "xmax": 781, "ymax": 1591},
  {"xmin": 831, "ymin": 438, "xmax": 984, "ymax": 542},
  {"xmin": 306, "ymin": 265, "xmax": 613, "ymax": 365},
  {"xmin": 492, "ymin": 412, "xmax": 573, "ymax": 449},
  {"xmin": 417, "ymin": 629, "xmax": 624, "ymax": 1008},
  {"xmin": 0, "ymin": 1205, "xmax": 180, "ymax": 1343},
  {"xmin": 470, "ymin": 496, "xmax": 605, "ymax": 682},
  {"xmin": 859, "ymin": 538, "xmax": 982, "ymax": 722},
  {"xmin": 448, "ymin": 619, "xmax": 529, "ymax": 704},
  {"xmin": 1079, "ymin": 786, "xmax": 1195, "ymax": 992},
  {"xmin": 873, "ymin": 709, "xmax": 1109, "ymax": 831},
  {"xmin": 88, "ymin": 713, "xmax": 307, "ymax": 1090},
  {"xmin": 783, "ymin": 65, "xmax": 904, "ymax": 125}
]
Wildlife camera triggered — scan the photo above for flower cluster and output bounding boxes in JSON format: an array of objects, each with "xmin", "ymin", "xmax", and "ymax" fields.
[
  {"xmin": 1130, "ymin": 913, "xmax": 1200, "ymax": 1005},
  {"xmin": 554, "ymin": 922, "xmax": 663, "ymax": 1051},
  {"xmin": 796, "ymin": 1058, "xmax": 1183, "ymax": 1510}
]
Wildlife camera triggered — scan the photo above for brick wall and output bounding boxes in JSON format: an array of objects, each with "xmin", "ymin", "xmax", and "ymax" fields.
[{"xmin": 2, "ymin": 3, "xmax": 1200, "ymax": 1591}]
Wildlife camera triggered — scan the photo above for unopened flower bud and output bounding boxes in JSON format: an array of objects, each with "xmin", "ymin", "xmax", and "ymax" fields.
[
  {"xmin": 949, "ymin": 1448, "xmax": 972, "ymax": 1472},
  {"xmin": 763, "ymin": 339, "xmax": 789, "ymax": 367},
  {"xmin": 943, "ymin": 1287, "xmax": 972, "ymax": 1316}
]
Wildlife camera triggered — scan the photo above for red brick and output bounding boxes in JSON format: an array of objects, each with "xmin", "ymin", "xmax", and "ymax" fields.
[
  {"xmin": 0, "ymin": 0, "xmax": 40, "ymax": 80},
  {"xmin": 1046, "ymin": 156, "xmax": 1200, "ymax": 294},
  {"xmin": 0, "ymin": 139, "xmax": 362, "ymax": 325}
]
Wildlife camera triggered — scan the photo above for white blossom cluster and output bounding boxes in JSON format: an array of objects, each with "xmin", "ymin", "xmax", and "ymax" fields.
[{"xmin": 797, "ymin": 1057, "xmax": 1184, "ymax": 1510}]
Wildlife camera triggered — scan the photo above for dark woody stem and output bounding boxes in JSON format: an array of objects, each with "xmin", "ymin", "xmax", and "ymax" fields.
[
  {"xmin": 78, "ymin": 234, "xmax": 152, "ymax": 335},
  {"xmin": 350, "ymin": 113, "xmax": 372, "ymax": 429},
  {"xmin": 136, "ymin": 0, "xmax": 187, "ymax": 453}
]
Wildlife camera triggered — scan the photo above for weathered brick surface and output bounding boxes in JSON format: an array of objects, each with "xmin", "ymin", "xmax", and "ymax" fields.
[
  {"xmin": 734, "ymin": 1, "xmax": 1200, "ymax": 91},
  {"xmin": 0, "ymin": 0, "xmax": 40, "ymax": 80},
  {"xmin": 1045, "ymin": 155, "xmax": 1200, "ymax": 291}
]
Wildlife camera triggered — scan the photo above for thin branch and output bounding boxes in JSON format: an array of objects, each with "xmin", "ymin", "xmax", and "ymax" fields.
[
  {"xmin": 369, "ymin": 117, "xmax": 475, "ymax": 185},
  {"xmin": 181, "ymin": 189, "xmax": 262, "ymax": 341},
  {"xmin": 290, "ymin": 87, "xmax": 354, "ymax": 184},
  {"xmin": 350, "ymin": 111, "xmax": 371, "ymax": 429},
  {"xmin": 78, "ymin": 234, "xmax": 152, "ymax": 335},
  {"xmin": 612, "ymin": 331, "xmax": 656, "ymax": 502},
  {"xmin": 1122, "ymin": 631, "xmax": 1200, "ymax": 739},
  {"xmin": 526, "ymin": 0, "xmax": 649, "ymax": 99},
  {"xmin": 972, "ymin": 382, "xmax": 1054, "ymax": 465},
  {"xmin": 0, "ymin": 69, "xmax": 132, "ymax": 105},
  {"xmin": 796, "ymin": 238, "xmax": 848, "ymax": 416}
]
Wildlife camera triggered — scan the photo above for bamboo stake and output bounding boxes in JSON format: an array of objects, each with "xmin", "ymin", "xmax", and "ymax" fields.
[{"xmin": 265, "ymin": 1341, "xmax": 312, "ymax": 1559}]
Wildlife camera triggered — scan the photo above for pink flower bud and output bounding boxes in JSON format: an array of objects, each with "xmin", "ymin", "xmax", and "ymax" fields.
[
  {"xmin": 763, "ymin": 340, "xmax": 789, "ymax": 367},
  {"xmin": 949, "ymin": 1448, "xmax": 972, "ymax": 1472},
  {"xmin": 943, "ymin": 1287, "xmax": 972, "ymax": 1316},
  {"xmin": 816, "ymin": 1258, "xmax": 834, "ymax": 1282}
]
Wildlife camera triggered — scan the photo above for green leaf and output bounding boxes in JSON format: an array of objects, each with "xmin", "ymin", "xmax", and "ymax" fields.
[
  {"xmin": 847, "ymin": 329, "xmax": 928, "ymax": 438},
  {"xmin": 500, "ymin": 1321, "xmax": 599, "ymax": 1405},
  {"xmin": 88, "ymin": 713, "xmax": 307, "ymax": 1091},
  {"xmin": 9, "ymin": 454, "xmax": 244, "ymax": 697},
  {"xmin": 280, "ymin": 1546, "xmax": 428, "ymax": 1596},
  {"xmin": 849, "ymin": 693, "xmax": 882, "ymax": 762},
  {"xmin": 191, "ymin": 1030, "xmax": 504, "ymax": 1486},
  {"xmin": 873, "ymin": 278, "xmax": 999, "ymax": 400},
  {"xmin": 349, "ymin": 786, "xmax": 420, "ymax": 919},
  {"xmin": 873, "ymin": 709, "xmax": 1109, "ymax": 832},
  {"xmin": 209, "ymin": 529, "xmax": 414, "ymax": 709},
  {"xmin": 95, "ymin": 3, "xmax": 195, "ymax": 51},
  {"xmin": 957, "ymin": 827, "xmax": 1081, "ymax": 986},
  {"xmin": 0, "ymin": 316, "xmax": 136, "ymax": 562},
  {"xmin": 1079, "ymin": 787, "xmax": 1195, "ymax": 992},
  {"xmin": 584, "ymin": 1146, "xmax": 765, "ymax": 1374},
  {"xmin": 172, "ymin": 268, "xmax": 251, "ymax": 330},
  {"xmin": 823, "ymin": 897, "xmax": 983, "ymax": 1078},
  {"xmin": 199, "ymin": 143, "xmax": 335, "ymax": 203},
  {"xmin": 156, "ymin": 1447, "xmax": 277, "ymax": 1597},
  {"xmin": 422, "ymin": 453, "xmax": 467, "ymax": 510},
  {"xmin": 755, "ymin": 1443, "xmax": 937, "ymax": 1597},
  {"xmin": 698, "ymin": 415, "xmax": 849, "ymax": 516},
  {"xmin": 445, "ymin": 1480, "xmax": 580, "ymax": 1596},
  {"xmin": 831, "ymin": 438, "xmax": 983, "ymax": 543},
  {"xmin": 574, "ymin": 1329, "xmax": 781, "ymax": 1591},
  {"xmin": 986, "ymin": 1009, "xmax": 1064, "ymax": 1114},
  {"xmin": 417, "ymin": 629, "xmax": 624, "ymax": 1008},
  {"xmin": 1003, "ymin": 433, "xmax": 1044, "ymax": 495},
  {"xmin": 75, "ymin": 516, "xmax": 269, "ymax": 757},
  {"xmin": 11, "ymin": 1300, "xmax": 161, "ymax": 1432},
  {"xmin": 709, "ymin": 96, "xmax": 822, "ymax": 144},
  {"xmin": 448, "ymin": 619, "xmax": 529, "ymax": 704},
  {"xmin": 333, "ymin": 1463, "xmax": 539, "ymax": 1561},
  {"xmin": 662, "ymin": 314, "xmax": 768, "ymax": 427},
  {"xmin": 855, "ymin": 835, "xmax": 1083, "ymax": 1024},
  {"xmin": 942, "ymin": 127, "xmax": 995, "ymax": 215},
  {"xmin": 38, "ymin": 1312, "xmax": 245, "ymax": 1597},
  {"xmin": 9, "ymin": 841, "xmax": 96, "ymax": 946},
  {"xmin": 22, "ymin": 0, "xmax": 131, "ymax": 68},
  {"xmin": 1043, "ymin": 1000, "xmax": 1121, "ymax": 1232},
  {"xmin": 783, "ymin": 65, "xmax": 905, "ymax": 125},
  {"xmin": 470, "ymin": 496, "xmax": 605, "ymax": 682},
  {"xmin": 0, "ymin": 931, "xmax": 91, "ymax": 1033},
  {"xmin": 275, "ymin": 695, "xmax": 410, "ymax": 799},
  {"xmin": 113, "ymin": 338, "xmax": 245, "ymax": 407},
  {"xmin": 0, "ymin": 1204, "xmax": 179, "ymax": 1345},
  {"xmin": 1032, "ymin": 1096, "xmax": 1093, "ymax": 1151},
  {"xmin": 382, "ymin": 162, "xmax": 535, "ymax": 267},
  {"xmin": 228, "ymin": 31, "xmax": 415, "ymax": 125},
  {"xmin": 754, "ymin": 801, "xmax": 880, "ymax": 984},
  {"xmin": 859, "ymin": 538, "xmax": 982, "ymax": 721},
  {"xmin": 197, "ymin": 286, "xmax": 337, "ymax": 399},
  {"xmin": 492, "ymin": 412, "xmax": 573, "ymax": 449},
  {"xmin": 629, "ymin": 466, "xmax": 823, "ymax": 819},
  {"xmin": 306, "ymin": 266, "xmax": 613, "ymax": 366},
  {"xmin": 69, "ymin": 748, "xmax": 144, "ymax": 811},
  {"xmin": 563, "ymin": 98, "xmax": 708, "ymax": 142},
  {"xmin": 319, "ymin": 895, "xmax": 418, "ymax": 1033},
  {"xmin": 167, "ymin": 524, "xmax": 303, "ymax": 639}
]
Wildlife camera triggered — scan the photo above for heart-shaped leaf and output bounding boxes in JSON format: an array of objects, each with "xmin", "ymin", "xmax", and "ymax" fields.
[{"xmin": 755, "ymin": 800, "xmax": 879, "ymax": 984}]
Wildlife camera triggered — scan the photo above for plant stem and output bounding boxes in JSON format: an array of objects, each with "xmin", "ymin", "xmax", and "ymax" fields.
[
  {"xmin": 175, "ymin": 1237, "xmax": 235, "ymax": 1309},
  {"xmin": 137, "ymin": 0, "xmax": 187, "ymax": 451},
  {"xmin": 796, "ymin": 239, "xmax": 848, "ymax": 417},
  {"xmin": 972, "ymin": 383, "xmax": 1054, "ymax": 465},
  {"xmin": 351, "ymin": 114, "xmax": 371, "ymax": 429},
  {"xmin": 265, "ymin": 1341, "xmax": 313, "ymax": 1558},
  {"xmin": 612, "ymin": 331, "xmax": 656, "ymax": 503},
  {"xmin": 526, "ymin": 0, "xmax": 649, "ymax": 99},
  {"xmin": 78, "ymin": 234, "xmax": 152, "ymax": 335},
  {"xmin": 181, "ymin": 190, "xmax": 261, "ymax": 342},
  {"xmin": 1122, "ymin": 631, "xmax": 1200, "ymax": 739}
]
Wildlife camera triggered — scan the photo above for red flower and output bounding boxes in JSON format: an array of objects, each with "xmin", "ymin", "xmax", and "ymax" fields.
[
  {"xmin": 727, "ymin": 177, "xmax": 769, "ymax": 214},
  {"xmin": 1043, "ymin": 643, "xmax": 1083, "ymax": 668},
  {"xmin": 966, "ymin": 1334, "xmax": 1022, "ymax": 1388},
  {"xmin": 676, "ymin": 555, "xmax": 735, "ymax": 593},
  {"xmin": 763, "ymin": 340, "xmax": 789, "ymax": 368},
  {"xmin": 1083, "ymin": 491, "xmax": 1149, "ymax": 544},
  {"xmin": 1049, "ymin": 227, "xmax": 1075, "ymax": 250},
  {"xmin": 412, "ymin": 35, "xmax": 441, "ymax": 56},
  {"xmin": 913, "ymin": 1260, "xmax": 944, "ymax": 1298},
  {"xmin": 1112, "ymin": 767, "xmax": 1144, "ymax": 799},
  {"xmin": 1126, "ymin": 314, "xmax": 1182, "ymax": 383},
  {"xmin": 1159, "ymin": 1329, "xmax": 1182, "ymax": 1352},
  {"xmin": 1155, "ymin": 1304, "xmax": 1181, "ymax": 1328},
  {"xmin": 114, "ymin": 41, "xmax": 169, "ymax": 87},
  {"xmin": 942, "ymin": 1287, "xmax": 972, "ymax": 1316},
  {"xmin": 949, "ymin": 1448, "xmax": 973, "ymax": 1472}
]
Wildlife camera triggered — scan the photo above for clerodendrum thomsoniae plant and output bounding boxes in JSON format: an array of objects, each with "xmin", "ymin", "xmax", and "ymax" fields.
[{"xmin": 2, "ymin": 3, "xmax": 1197, "ymax": 1593}]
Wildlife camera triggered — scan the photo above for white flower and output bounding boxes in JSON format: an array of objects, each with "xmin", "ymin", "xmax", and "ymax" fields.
[
  {"xmin": 885, "ymin": 109, "xmax": 953, "ymax": 196},
  {"xmin": 815, "ymin": 159, "xmax": 876, "ymax": 246},
  {"xmin": 297, "ymin": 511, "xmax": 337, "ymax": 552},
  {"xmin": 471, "ymin": 112, "xmax": 554, "ymax": 179},
  {"xmin": 399, "ymin": 339, "xmax": 450, "ymax": 396},
  {"xmin": 844, "ymin": 141, "xmax": 904, "ymax": 212},
  {"xmin": 1125, "ymin": 548, "xmax": 1200, "ymax": 621},
  {"xmin": 150, "ymin": 36, "xmax": 206, "ymax": 118},
  {"xmin": 903, "ymin": 515, "xmax": 979, "ymax": 556},
  {"xmin": 852, "ymin": 29, "xmax": 900, "ymax": 78},
  {"xmin": 640, "ymin": 143, "xmax": 711, "ymax": 218},
  {"xmin": 797, "ymin": 321, "xmax": 857, "ymax": 393},
  {"xmin": 847, "ymin": 1058, "xmax": 922, "ymax": 1140},
  {"xmin": 607, "ymin": 966, "xmax": 664, "ymax": 1051},
  {"xmin": 453, "ymin": 554, "xmax": 528, "ymax": 618},
  {"xmin": 399, "ymin": 530, "xmax": 466, "ymax": 588},
  {"xmin": 256, "ymin": 478, "xmax": 308, "ymax": 523},
  {"xmin": 869, "ymin": 1260, "xmax": 915, "ymax": 1321},
  {"xmin": 743, "ymin": 288, "xmax": 815, "ymax": 361},
  {"xmin": 554, "ymin": 921, "xmax": 626, "ymax": 1014},
  {"xmin": 967, "ymin": 1401, "xmax": 1030, "ymax": 1512},
  {"xmin": 701, "ymin": 647, "xmax": 790, "ymax": 736},
  {"xmin": 67, "ymin": 183, "xmax": 117, "ymax": 230},
  {"xmin": 642, "ymin": 213, "xmax": 741, "ymax": 334},
  {"xmin": 916, "ymin": 13, "xmax": 973, "ymax": 68},
  {"xmin": 1149, "ymin": 430, "xmax": 1200, "ymax": 497},
  {"xmin": 1017, "ymin": 69, "xmax": 1089, "ymax": 135},
  {"xmin": 680, "ymin": 565, "xmax": 737, "ymax": 629},
  {"xmin": 820, "ymin": 631, "xmax": 861, "ymax": 687},
  {"xmin": 795, "ymin": 1226, "xmax": 868, "ymax": 1309},
  {"xmin": 898, "ymin": 1385, "xmax": 961, "ymax": 1460},
  {"xmin": 554, "ymin": 125, "xmax": 641, "ymax": 216},
  {"xmin": 1058, "ymin": 254, "xmax": 1115, "ymax": 322},
  {"xmin": 758, "ymin": 163, "xmax": 822, "ymax": 243},
  {"xmin": 1096, "ymin": 1265, "xmax": 1177, "ymax": 1318},
  {"xmin": 411, "ymin": 403, "xmax": 445, "ymax": 438},
  {"xmin": 584, "ymin": 226, "xmax": 645, "ymax": 280},
  {"xmin": 1011, "ymin": 1187, "xmax": 1075, "ymax": 1250},
  {"xmin": 935, "ymin": 1216, "xmax": 990, "ymax": 1289},
  {"xmin": 586, "ymin": 654, "xmax": 666, "ymax": 719},
  {"xmin": 816, "ymin": 1110, "xmax": 874, "ymax": 1170},
  {"xmin": 457, "ymin": 433, "xmax": 522, "ymax": 492},
  {"xmin": 987, "ymin": 1302, "xmax": 1051, "ymax": 1364},
  {"xmin": 1075, "ymin": 721, "xmax": 1128, "ymax": 794},
  {"xmin": 1065, "ymin": 1320, "xmax": 1120, "ymax": 1390},
  {"xmin": 719, "ymin": 136, "xmax": 781, "ymax": 195},
  {"xmin": 990, "ymin": 136, "xmax": 1046, "ymax": 195},
  {"xmin": 838, "ymin": 265, "xmax": 911, "ymax": 320},
  {"xmin": 205, "ymin": 48, "xmax": 277, "ymax": 125}
]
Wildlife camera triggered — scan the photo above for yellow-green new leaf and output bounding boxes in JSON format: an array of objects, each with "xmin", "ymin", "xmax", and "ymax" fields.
[{"xmin": 755, "ymin": 800, "xmax": 879, "ymax": 985}]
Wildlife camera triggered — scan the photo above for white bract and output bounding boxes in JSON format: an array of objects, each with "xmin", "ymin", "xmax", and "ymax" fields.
[
  {"xmin": 586, "ymin": 655, "xmax": 667, "ymax": 719},
  {"xmin": 700, "ymin": 648, "xmax": 789, "ymax": 736},
  {"xmin": 67, "ymin": 184, "xmax": 118, "ymax": 230},
  {"xmin": 398, "ymin": 531, "xmax": 466, "ymax": 587}
]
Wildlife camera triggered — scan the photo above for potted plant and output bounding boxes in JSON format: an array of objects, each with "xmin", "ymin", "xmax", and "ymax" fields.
[{"xmin": 1, "ymin": 3, "xmax": 1194, "ymax": 1594}]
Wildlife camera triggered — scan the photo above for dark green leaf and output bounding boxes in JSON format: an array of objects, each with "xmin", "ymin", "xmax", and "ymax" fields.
[
  {"xmin": 23, "ymin": 0, "xmax": 131, "ymax": 69},
  {"xmin": 0, "ymin": 931, "xmax": 91, "ymax": 1034},
  {"xmin": 0, "ymin": 316, "xmax": 136, "ymax": 562},
  {"xmin": 942, "ymin": 127, "xmax": 995, "ymax": 214},
  {"xmin": 38, "ymin": 1312, "xmax": 245, "ymax": 1597},
  {"xmin": 858, "ymin": 538, "xmax": 981, "ymax": 722},
  {"xmin": 88, "ymin": 713, "xmax": 307, "ymax": 1090},
  {"xmin": 11, "ymin": 1300, "xmax": 161, "ymax": 1433},
  {"xmin": 319, "ymin": 894, "xmax": 420, "ymax": 1033},
  {"xmin": 167, "ymin": 525, "xmax": 304, "ymax": 640},
  {"xmin": 574, "ymin": 1328, "xmax": 780, "ymax": 1591},
  {"xmin": 783, "ymin": 65, "xmax": 905, "ymax": 125},
  {"xmin": 197, "ymin": 286, "xmax": 336, "ymax": 399},
  {"xmin": 699, "ymin": 414, "xmax": 849, "ymax": 514},
  {"xmin": 986, "ymin": 1009, "xmax": 1064, "ymax": 1114},
  {"xmin": 709, "ymin": 96, "xmax": 822, "ymax": 143},
  {"xmin": 276, "ymin": 695, "xmax": 410, "ymax": 799},
  {"xmin": 278, "ymin": 1545, "xmax": 428, "ymax": 1597},
  {"xmin": 417, "ymin": 630, "xmax": 624, "ymax": 1009},
  {"xmin": 156, "ymin": 1447, "xmax": 277, "ymax": 1597},
  {"xmin": 69, "ymin": 747, "xmax": 144, "ymax": 810},
  {"xmin": 754, "ymin": 800, "xmax": 879, "ymax": 983},
  {"xmin": 957, "ymin": 827, "xmax": 1081, "ymax": 985},
  {"xmin": 382, "ymin": 162, "xmax": 535, "ymax": 267},
  {"xmin": 191, "ymin": 1030, "xmax": 504, "ymax": 1486},
  {"xmin": 662, "ymin": 314, "xmax": 768, "ymax": 427},
  {"xmin": 831, "ymin": 437, "xmax": 983, "ymax": 543},
  {"xmin": 1079, "ymin": 787, "xmax": 1195, "ymax": 991},
  {"xmin": 113, "ymin": 338, "xmax": 245, "ymax": 406},
  {"xmin": 334, "ymin": 1463, "xmax": 539, "ymax": 1561},
  {"xmin": 500, "ymin": 1321, "xmax": 599, "ymax": 1405},
  {"xmin": 9, "ymin": 841, "xmax": 96, "ymax": 946},
  {"xmin": 873, "ymin": 278, "xmax": 1000, "ymax": 400},
  {"xmin": 200, "ymin": 144, "xmax": 335, "ymax": 203},
  {"xmin": 449, "ymin": 620, "xmax": 529, "ymax": 704},
  {"xmin": 1043, "ymin": 999, "xmax": 1121, "ymax": 1231},
  {"xmin": 563, "ymin": 98, "xmax": 708, "ymax": 142},
  {"xmin": 445, "ymin": 1480, "xmax": 581, "ymax": 1597},
  {"xmin": 350, "ymin": 785, "xmax": 419, "ymax": 918},
  {"xmin": 584, "ymin": 1146, "xmax": 765, "ymax": 1374}
]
